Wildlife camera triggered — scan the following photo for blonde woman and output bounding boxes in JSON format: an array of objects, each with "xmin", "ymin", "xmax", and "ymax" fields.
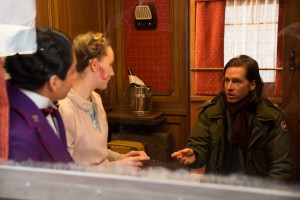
[{"xmin": 59, "ymin": 32, "xmax": 149, "ymax": 167}]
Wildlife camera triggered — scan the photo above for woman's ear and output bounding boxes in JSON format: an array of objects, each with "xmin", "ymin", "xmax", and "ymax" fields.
[{"xmin": 89, "ymin": 58, "xmax": 99, "ymax": 72}]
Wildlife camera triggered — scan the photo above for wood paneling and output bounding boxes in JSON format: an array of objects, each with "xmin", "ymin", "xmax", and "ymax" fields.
[
  {"xmin": 63, "ymin": 0, "xmax": 102, "ymax": 38},
  {"xmin": 36, "ymin": 0, "xmax": 106, "ymax": 39},
  {"xmin": 36, "ymin": 0, "xmax": 51, "ymax": 27},
  {"xmin": 105, "ymin": 0, "xmax": 124, "ymax": 110},
  {"xmin": 161, "ymin": 116, "xmax": 188, "ymax": 153},
  {"xmin": 282, "ymin": 0, "xmax": 300, "ymax": 182}
]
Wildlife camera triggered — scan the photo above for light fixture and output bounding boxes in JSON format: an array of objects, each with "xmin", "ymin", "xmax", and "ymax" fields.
[{"xmin": 134, "ymin": 2, "xmax": 157, "ymax": 30}]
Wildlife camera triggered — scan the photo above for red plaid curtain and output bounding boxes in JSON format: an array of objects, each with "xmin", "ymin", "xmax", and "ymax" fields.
[
  {"xmin": 0, "ymin": 58, "xmax": 9, "ymax": 160},
  {"xmin": 194, "ymin": 0, "xmax": 226, "ymax": 95}
]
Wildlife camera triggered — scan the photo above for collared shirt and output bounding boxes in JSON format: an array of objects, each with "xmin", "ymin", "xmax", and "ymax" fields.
[{"xmin": 19, "ymin": 88, "xmax": 60, "ymax": 138}]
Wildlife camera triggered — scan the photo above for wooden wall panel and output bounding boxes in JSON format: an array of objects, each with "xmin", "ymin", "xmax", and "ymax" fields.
[
  {"xmin": 52, "ymin": 0, "xmax": 104, "ymax": 39},
  {"xmin": 161, "ymin": 116, "xmax": 189, "ymax": 152},
  {"xmin": 104, "ymin": 0, "xmax": 124, "ymax": 110},
  {"xmin": 36, "ymin": 0, "xmax": 107, "ymax": 38},
  {"xmin": 36, "ymin": 0, "xmax": 51, "ymax": 27},
  {"xmin": 282, "ymin": 0, "xmax": 300, "ymax": 182},
  {"xmin": 67, "ymin": 0, "xmax": 103, "ymax": 38}
]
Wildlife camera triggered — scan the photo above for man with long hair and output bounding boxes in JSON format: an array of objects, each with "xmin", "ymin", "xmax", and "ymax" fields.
[{"xmin": 172, "ymin": 55, "xmax": 293, "ymax": 181}]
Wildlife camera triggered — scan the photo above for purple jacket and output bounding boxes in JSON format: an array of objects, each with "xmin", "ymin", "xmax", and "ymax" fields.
[{"xmin": 7, "ymin": 81, "xmax": 73, "ymax": 163}]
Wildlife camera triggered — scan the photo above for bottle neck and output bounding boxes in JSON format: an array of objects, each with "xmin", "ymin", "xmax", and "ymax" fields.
[{"xmin": 127, "ymin": 67, "xmax": 133, "ymax": 75}]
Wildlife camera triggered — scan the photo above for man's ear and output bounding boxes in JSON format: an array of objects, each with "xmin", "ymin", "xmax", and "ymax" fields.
[
  {"xmin": 250, "ymin": 80, "xmax": 256, "ymax": 91},
  {"xmin": 48, "ymin": 75, "xmax": 60, "ymax": 92}
]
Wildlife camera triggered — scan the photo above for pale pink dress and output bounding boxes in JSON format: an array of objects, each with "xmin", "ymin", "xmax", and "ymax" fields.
[{"xmin": 58, "ymin": 88, "xmax": 120, "ymax": 166}]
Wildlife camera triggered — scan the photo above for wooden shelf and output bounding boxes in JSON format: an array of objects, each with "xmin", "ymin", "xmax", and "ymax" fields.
[{"xmin": 106, "ymin": 109, "xmax": 167, "ymax": 125}]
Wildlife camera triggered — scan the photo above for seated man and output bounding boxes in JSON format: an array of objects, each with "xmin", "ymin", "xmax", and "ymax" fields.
[
  {"xmin": 5, "ymin": 27, "xmax": 77, "ymax": 163},
  {"xmin": 172, "ymin": 55, "xmax": 293, "ymax": 181}
]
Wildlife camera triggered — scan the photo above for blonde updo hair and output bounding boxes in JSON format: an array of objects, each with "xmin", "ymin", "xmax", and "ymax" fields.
[{"xmin": 73, "ymin": 32, "xmax": 111, "ymax": 72}]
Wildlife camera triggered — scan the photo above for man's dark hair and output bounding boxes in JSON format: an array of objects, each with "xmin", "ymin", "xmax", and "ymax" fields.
[
  {"xmin": 5, "ymin": 27, "xmax": 73, "ymax": 91},
  {"xmin": 223, "ymin": 55, "xmax": 264, "ymax": 103}
]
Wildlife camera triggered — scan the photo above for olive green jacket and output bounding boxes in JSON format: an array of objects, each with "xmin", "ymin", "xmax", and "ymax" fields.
[{"xmin": 187, "ymin": 94, "xmax": 293, "ymax": 181}]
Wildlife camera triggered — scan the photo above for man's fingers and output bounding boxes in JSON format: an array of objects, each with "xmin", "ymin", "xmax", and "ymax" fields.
[{"xmin": 171, "ymin": 152, "xmax": 180, "ymax": 157}]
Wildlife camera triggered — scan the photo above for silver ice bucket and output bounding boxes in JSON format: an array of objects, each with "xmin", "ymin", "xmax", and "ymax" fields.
[{"xmin": 128, "ymin": 86, "xmax": 152, "ymax": 116}]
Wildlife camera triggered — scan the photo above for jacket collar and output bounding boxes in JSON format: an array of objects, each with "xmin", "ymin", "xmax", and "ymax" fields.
[
  {"xmin": 7, "ymin": 81, "xmax": 49, "ymax": 128},
  {"xmin": 19, "ymin": 88, "xmax": 57, "ymax": 110},
  {"xmin": 198, "ymin": 94, "xmax": 225, "ymax": 119},
  {"xmin": 199, "ymin": 94, "xmax": 279, "ymax": 122}
]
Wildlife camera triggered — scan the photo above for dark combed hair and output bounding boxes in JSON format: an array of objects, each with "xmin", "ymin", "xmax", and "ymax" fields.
[
  {"xmin": 73, "ymin": 32, "xmax": 111, "ymax": 73},
  {"xmin": 4, "ymin": 27, "xmax": 73, "ymax": 91},
  {"xmin": 223, "ymin": 55, "xmax": 264, "ymax": 103}
]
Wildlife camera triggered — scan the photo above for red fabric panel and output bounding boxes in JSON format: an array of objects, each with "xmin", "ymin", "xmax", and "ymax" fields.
[
  {"xmin": 124, "ymin": 0, "xmax": 171, "ymax": 94},
  {"xmin": 274, "ymin": 1, "xmax": 284, "ymax": 96},
  {"xmin": 194, "ymin": 1, "xmax": 225, "ymax": 95},
  {"xmin": 0, "ymin": 58, "xmax": 9, "ymax": 160}
]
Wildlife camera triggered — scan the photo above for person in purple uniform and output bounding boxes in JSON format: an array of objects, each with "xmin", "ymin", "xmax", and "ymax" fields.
[{"xmin": 4, "ymin": 27, "xmax": 78, "ymax": 163}]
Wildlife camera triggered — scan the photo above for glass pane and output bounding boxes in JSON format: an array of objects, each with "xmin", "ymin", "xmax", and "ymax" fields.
[{"xmin": 224, "ymin": 1, "xmax": 279, "ymax": 83}]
